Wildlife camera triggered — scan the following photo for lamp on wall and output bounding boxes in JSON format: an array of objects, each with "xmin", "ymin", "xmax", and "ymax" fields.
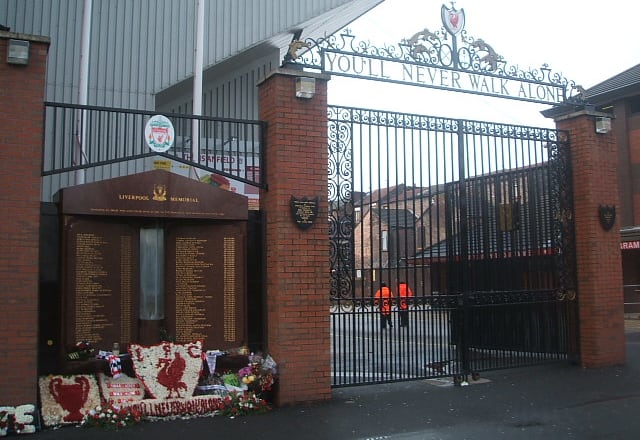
[
  {"xmin": 595, "ymin": 116, "xmax": 612, "ymax": 134},
  {"xmin": 295, "ymin": 77, "xmax": 316, "ymax": 99},
  {"xmin": 6, "ymin": 39, "xmax": 30, "ymax": 65}
]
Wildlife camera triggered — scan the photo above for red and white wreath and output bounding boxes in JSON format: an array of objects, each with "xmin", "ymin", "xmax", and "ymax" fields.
[
  {"xmin": 129, "ymin": 341, "xmax": 203, "ymax": 400},
  {"xmin": 38, "ymin": 374, "xmax": 101, "ymax": 427}
]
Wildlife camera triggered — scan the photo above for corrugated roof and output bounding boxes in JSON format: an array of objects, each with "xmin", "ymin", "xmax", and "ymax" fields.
[
  {"xmin": 0, "ymin": 0, "xmax": 384, "ymax": 109},
  {"xmin": 584, "ymin": 63, "xmax": 640, "ymax": 104}
]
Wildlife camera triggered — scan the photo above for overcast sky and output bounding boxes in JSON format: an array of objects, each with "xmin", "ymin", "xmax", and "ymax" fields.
[{"xmin": 327, "ymin": 0, "xmax": 640, "ymax": 127}]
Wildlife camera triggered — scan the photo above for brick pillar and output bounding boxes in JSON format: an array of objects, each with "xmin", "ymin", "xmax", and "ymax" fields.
[
  {"xmin": 552, "ymin": 107, "xmax": 624, "ymax": 367},
  {"xmin": 258, "ymin": 70, "xmax": 331, "ymax": 405},
  {"xmin": 0, "ymin": 32, "xmax": 50, "ymax": 405}
]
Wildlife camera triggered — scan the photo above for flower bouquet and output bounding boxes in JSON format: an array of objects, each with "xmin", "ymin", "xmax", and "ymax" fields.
[
  {"xmin": 237, "ymin": 353, "xmax": 278, "ymax": 398},
  {"xmin": 216, "ymin": 392, "xmax": 271, "ymax": 417},
  {"xmin": 80, "ymin": 404, "xmax": 144, "ymax": 430}
]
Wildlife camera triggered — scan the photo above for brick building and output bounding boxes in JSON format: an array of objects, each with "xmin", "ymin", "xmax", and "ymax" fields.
[{"xmin": 578, "ymin": 64, "xmax": 640, "ymax": 313}]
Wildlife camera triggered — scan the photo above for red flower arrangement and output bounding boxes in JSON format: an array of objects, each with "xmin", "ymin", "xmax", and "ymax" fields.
[
  {"xmin": 80, "ymin": 404, "xmax": 144, "ymax": 430},
  {"xmin": 216, "ymin": 393, "xmax": 271, "ymax": 417}
]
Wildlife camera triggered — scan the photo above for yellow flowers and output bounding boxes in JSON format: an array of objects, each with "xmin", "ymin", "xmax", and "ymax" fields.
[{"xmin": 241, "ymin": 375, "xmax": 256, "ymax": 384}]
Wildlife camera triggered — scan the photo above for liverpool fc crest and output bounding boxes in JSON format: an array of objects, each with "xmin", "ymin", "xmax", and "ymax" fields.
[
  {"xmin": 598, "ymin": 205, "xmax": 616, "ymax": 231},
  {"xmin": 441, "ymin": 3, "xmax": 465, "ymax": 36}
]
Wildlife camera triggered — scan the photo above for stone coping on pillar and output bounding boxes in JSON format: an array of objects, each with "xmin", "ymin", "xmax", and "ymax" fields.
[
  {"xmin": 0, "ymin": 30, "xmax": 50, "ymax": 44},
  {"xmin": 541, "ymin": 102, "xmax": 614, "ymax": 122},
  {"xmin": 256, "ymin": 67, "xmax": 331, "ymax": 87}
]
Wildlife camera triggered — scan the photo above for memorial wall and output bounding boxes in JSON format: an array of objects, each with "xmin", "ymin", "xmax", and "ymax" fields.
[
  {"xmin": 57, "ymin": 170, "xmax": 248, "ymax": 357},
  {"xmin": 164, "ymin": 223, "xmax": 246, "ymax": 348}
]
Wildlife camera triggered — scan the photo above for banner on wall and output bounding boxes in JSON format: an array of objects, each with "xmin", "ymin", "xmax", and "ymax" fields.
[{"xmin": 146, "ymin": 137, "xmax": 260, "ymax": 210}]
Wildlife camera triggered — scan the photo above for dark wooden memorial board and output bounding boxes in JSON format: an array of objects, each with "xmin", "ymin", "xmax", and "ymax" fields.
[{"xmin": 57, "ymin": 169, "xmax": 248, "ymax": 354}]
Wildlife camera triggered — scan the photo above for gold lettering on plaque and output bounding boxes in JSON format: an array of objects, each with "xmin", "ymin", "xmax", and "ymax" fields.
[
  {"xmin": 119, "ymin": 194, "xmax": 150, "ymax": 201},
  {"xmin": 169, "ymin": 196, "xmax": 199, "ymax": 203},
  {"xmin": 74, "ymin": 233, "xmax": 114, "ymax": 343},
  {"xmin": 174, "ymin": 237, "xmax": 213, "ymax": 342},
  {"xmin": 224, "ymin": 237, "xmax": 236, "ymax": 342}
]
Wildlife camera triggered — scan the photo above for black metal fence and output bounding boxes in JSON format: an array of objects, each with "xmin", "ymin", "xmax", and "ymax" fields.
[
  {"xmin": 41, "ymin": 102, "xmax": 265, "ymax": 200},
  {"xmin": 328, "ymin": 106, "xmax": 576, "ymax": 386},
  {"xmin": 624, "ymin": 284, "xmax": 640, "ymax": 313}
]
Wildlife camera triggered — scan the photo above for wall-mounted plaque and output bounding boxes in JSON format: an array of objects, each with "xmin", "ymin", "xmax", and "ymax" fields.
[
  {"xmin": 290, "ymin": 196, "xmax": 318, "ymax": 230},
  {"xmin": 57, "ymin": 169, "xmax": 248, "ymax": 359},
  {"xmin": 63, "ymin": 218, "xmax": 140, "ymax": 352},
  {"xmin": 598, "ymin": 205, "xmax": 616, "ymax": 231},
  {"xmin": 164, "ymin": 222, "xmax": 247, "ymax": 349}
]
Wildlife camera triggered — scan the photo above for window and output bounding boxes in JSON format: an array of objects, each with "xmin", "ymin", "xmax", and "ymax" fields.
[
  {"xmin": 382, "ymin": 230, "xmax": 388, "ymax": 252},
  {"xmin": 629, "ymin": 97, "xmax": 640, "ymax": 114}
]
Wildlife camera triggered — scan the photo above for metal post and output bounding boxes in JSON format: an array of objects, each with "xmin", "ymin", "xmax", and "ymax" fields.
[
  {"xmin": 191, "ymin": 0, "xmax": 205, "ymax": 179},
  {"xmin": 74, "ymin": 0, "xmax": 92, "ymax": 185}
]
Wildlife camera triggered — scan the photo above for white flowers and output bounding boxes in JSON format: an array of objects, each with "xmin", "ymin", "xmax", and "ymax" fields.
[
  {"xmin": 129, "ymin": 341, "xmax": 203, "ymax": 399},
  {"xmin": 38, "ymin": 375, "xmax": 101, "ymax": 427},
  {"xmin": 0, "ymin": 406, "xmax": 34, "ymax": 436}
]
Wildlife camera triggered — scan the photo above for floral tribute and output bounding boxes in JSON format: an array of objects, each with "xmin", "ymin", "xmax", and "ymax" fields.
[
  {"xmin": 0, "ymin": 404, "xmax": 37, "ymax": 436},
  {"xmin": 120, "ymin": 393, "xmax": 270, "ymax": 419},
  {"xmin": 38, "ymin": 375, "xmax": 100, "ymax": 427},
  {"xmin": 236, "ymin": 353, "xmax": 277, "ymax": 394},
  {"xmin": 97, "ymin": 373, "xmax": 145, "ymax": 405},
  {"xmin": 129, "ymin": 341, "xmax": 203, "ymax": 399},
  {"xmin": 80, "ymin": 404, "xmax": 143, "ymax": 430}
]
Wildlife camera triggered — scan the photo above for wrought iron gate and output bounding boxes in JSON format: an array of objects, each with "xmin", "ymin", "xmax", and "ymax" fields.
[{"xmin": 328, "ymin": 106, "xmax": 576, "ymax": 387}]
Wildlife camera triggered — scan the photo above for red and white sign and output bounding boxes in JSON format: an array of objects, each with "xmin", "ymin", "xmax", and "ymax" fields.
[{"xmin": 144, "ymin": 115, "xmax": 175, "ymax": 153}]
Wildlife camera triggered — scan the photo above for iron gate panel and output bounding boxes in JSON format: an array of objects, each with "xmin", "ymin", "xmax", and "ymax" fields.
[{"xmin": 329, "ymin": 106, "xmax": 576, "ymax": 387}]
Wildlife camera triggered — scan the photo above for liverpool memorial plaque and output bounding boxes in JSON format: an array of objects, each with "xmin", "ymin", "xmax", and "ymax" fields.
[
  {"xmin": 63, "ymin": 218, "xmax": 140, "ymax": 352},
  {"xmin": 165, "ymin": 223, "xmax": 247, "ymax": 348},
  {"xmin": 57, "ymin": 169, "xmax": 248, "ymax": 362}
]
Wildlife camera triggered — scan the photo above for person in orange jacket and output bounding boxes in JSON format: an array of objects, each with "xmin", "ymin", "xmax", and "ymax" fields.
[
  {"xmin": 374, "ymin": 282, "xmax": 394, "ymax": 330},
  {"xmin": 397, "ymin": 280, "xmax": 414, "ymax": 327}
]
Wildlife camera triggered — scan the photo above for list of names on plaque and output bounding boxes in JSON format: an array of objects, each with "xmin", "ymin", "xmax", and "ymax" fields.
[
  {"xmin": 119, "ymin": 235, "xmax": 132, "ymax": 343},
  {"xmin": 224, "ymin": 237, "xmax": 236, "ymax": 342},
  {"xmin": 174, "ymin": 237, "xmax": 213, "ymax": 342},
  {"xmin": 74, "ymin": 232, "xmax": 113, "ymax": 343}
]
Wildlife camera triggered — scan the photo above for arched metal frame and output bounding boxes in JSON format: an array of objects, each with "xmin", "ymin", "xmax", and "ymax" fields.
[{"xmin": 285, "ymin": 8, "xmax": 579, "ymax": 106}]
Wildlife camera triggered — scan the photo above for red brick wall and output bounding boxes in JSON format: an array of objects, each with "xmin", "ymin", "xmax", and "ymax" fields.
[
  {"xmin": 557, "ymin": 113, "xmax": 625, "ymax": 367},
  {"xmin": 0, "ymin": 35, "xmax": 49, "ymax": 405},
  {"xmin": 629, "ymin": 122, "xmax": 640, "ymax": 224},
  {"xmin": 258, "ymin": 71, "xmax": 331, "ymax": 405}
]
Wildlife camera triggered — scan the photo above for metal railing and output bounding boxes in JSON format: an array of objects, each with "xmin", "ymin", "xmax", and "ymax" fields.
[
  {"xmin": 624, "ymin": 284, "xmax": 640, "ymax": 313},
  {"xmin": 41, "ymin": 102, "xmax": 266, "ymax": 200}
]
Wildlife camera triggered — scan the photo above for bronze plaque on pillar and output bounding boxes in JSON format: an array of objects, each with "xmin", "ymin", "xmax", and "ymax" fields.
[
  {"xmin": 164, "ymin": 222, "xmax": 247, "ymax": 349},
  {"xmin": 62, "ymin": 217, "xmax": 140, "ymax": 352}
]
